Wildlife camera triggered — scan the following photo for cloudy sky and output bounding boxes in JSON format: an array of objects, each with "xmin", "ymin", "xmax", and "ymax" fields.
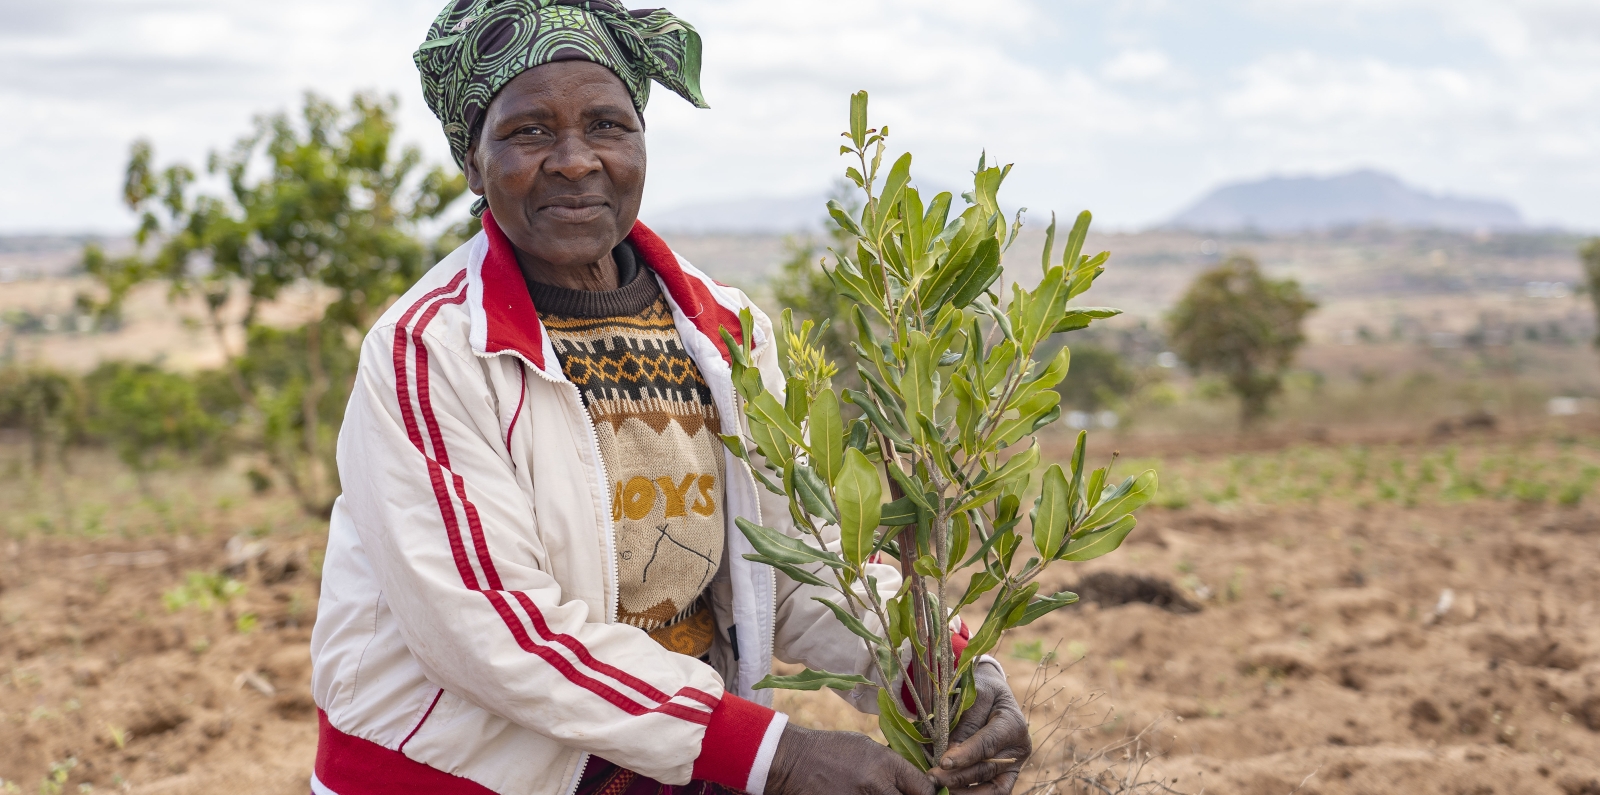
[{"xmin": 2, "ymin": 0, "xmax": 1597, "ymax": 234}]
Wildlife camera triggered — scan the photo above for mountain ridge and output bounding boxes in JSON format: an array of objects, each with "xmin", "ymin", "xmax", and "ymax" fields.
[{"xmin": 1166, "ymin": 169, "xmax": 1524, "ymax": 233}]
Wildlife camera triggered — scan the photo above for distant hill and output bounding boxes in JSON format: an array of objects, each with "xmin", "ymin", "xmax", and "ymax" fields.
[
  {"xmin": 1167, "ymin": 170, "xmax": 1524, "ymax": 233},
  {"xmin": 644, "ymin": 193, "xmax": 829, "ymax": 235}
]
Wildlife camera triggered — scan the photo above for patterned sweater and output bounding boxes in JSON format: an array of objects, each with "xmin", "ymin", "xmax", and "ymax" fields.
[{"xmin": 527, "ymin": 243, "xmax": 723, "ymax": 658}]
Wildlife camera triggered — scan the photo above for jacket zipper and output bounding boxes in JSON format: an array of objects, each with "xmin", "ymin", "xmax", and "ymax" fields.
[
  {"xmin": 520, "ymin": 362, "xmax": 612, "ymax": 795},
  {"xmin": 729, "ymin": 368, "xmax": 777, "ymax": 694}
]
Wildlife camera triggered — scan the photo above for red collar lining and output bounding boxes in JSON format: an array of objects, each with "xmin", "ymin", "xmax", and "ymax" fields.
[{"xmin": 477, "ymin": 210, "xmax": 743, "ymax": 370}]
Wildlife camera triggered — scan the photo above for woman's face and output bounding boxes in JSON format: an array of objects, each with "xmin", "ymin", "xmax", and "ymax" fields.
[{"xmin": 465, "ymin": 60, "xmax": 646, "ymax": 274}]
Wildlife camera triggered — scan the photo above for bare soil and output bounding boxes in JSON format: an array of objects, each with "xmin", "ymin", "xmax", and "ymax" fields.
[{"xmin": 4, "ymin": 461, "xmax": 1600, "ymax": 794}]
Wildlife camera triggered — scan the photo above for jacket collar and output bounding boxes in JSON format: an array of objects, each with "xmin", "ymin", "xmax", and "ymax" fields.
[{"xmin": 466, "ymin": 209, "xmax": 748, "ymax": 380}]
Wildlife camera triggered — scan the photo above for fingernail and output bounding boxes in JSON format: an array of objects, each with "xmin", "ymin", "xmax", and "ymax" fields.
[{"xmin": 941, "ymin": 758, "xmax": 954, "ymax": 769}]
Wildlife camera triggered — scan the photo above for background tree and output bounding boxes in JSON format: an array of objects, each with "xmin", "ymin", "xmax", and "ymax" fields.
[
  {"xmin": 1047, "ymin": 344, "xmax": 1135, "ymax": 411},
  {"xmin": 770, "ymin": 181, "xmax": 861, "ymax": 381},
  {"xmin": 1582, "ymin": 238, "xmax": 1600, "ymax": 347},
  {"xmin": 0, "ymin": 368, "xmax": 81, "ymax": 472},
  {"xmin": 81, "ymin": 92, "xmax": 468, "ymax": 515},
  {"xmin": 1166, "ymin": 254, "xmax": 1316, "ymax": 428}
]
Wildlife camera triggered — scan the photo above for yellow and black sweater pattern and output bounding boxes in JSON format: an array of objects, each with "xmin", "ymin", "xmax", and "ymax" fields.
[{"xmin": 527, "ymin": 247, "xmax": 723, "ymax": 658}]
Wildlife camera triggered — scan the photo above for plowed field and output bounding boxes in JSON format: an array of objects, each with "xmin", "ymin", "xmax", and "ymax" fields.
[{"xmin": 4, "ymin": 433, "xmax": 1600, "ymax": 795}]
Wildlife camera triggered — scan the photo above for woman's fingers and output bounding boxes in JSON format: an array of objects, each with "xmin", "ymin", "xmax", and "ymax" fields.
[
  {"xmin": 930, "ymin": 758, "xmax": 1007, "ymax": 788},
  {"xmin": 948, "ymin": 686, "xmax": 996, "ymax": 747},
  {"xmin": 940, "ymin": 770, "xmax": 1020, "ymax": 795}
]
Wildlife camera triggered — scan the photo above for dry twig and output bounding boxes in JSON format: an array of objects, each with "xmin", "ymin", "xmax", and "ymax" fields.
[{"xmin": 1014, "ymin": 645, "xmax": 1195, "ymax": 795}]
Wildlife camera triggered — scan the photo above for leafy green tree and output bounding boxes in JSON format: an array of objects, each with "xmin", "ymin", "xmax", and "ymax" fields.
[
  {"xmin": 82, "ymin": 362, "xmax": 229, "ymax": 481},
  {"xmin": 83, "ymin": 92, "xmax": 467, "ymax": 515},
  {"xmin": 1581, "ymin": 238, "xmax": 1600, "ymax": 347},
  {"xmin": 723, "ymin": 92, "xmax": 1156, "ymax": 767},
  {"xmin": 0, "ymin": 368, "xmax": 82, "ymax": 471},
  {"xmin": 1166, "ymin": 254, "xmax": 1316, "ymax": 428}
]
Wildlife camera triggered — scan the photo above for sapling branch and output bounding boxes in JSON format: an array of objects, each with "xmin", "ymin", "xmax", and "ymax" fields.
[{"xmin": 729, "ymin": 90, "xmax": 1156, "ymax": 772}]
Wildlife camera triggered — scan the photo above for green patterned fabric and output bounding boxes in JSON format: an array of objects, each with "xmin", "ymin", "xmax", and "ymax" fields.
[{"xmin": 415, "ymin": 0, "xmax": 707, "ymax": 169}]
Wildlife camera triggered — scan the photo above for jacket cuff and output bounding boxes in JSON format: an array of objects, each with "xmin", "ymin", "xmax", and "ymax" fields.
[{"xmin": 692, "ymin": 693, "xmax": 787, "ymax": 795}]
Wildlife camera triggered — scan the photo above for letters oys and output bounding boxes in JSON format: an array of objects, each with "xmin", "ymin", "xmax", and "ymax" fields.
[{"xmin": 612, "ymin": 474, "xmax": 718, "ymax": 521}]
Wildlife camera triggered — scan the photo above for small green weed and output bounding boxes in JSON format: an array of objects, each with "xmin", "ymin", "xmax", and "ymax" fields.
[{"xmin": 162, "ymin": 571, "xmax": 245, "ymax": 612}]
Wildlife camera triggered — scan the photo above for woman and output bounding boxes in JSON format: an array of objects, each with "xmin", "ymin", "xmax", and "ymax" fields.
[{"xmin": 308, "ymin": 2, "xmax": 1030, "ymax": 794}]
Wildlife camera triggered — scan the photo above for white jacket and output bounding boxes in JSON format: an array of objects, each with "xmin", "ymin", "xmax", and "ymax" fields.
[{"xmin": 309, "ymin": 215, "xmax": 901, "ymax": 795}]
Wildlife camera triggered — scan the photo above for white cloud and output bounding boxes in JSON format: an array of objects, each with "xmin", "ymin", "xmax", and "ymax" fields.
[
  {"xmin": 1103, "ymin": 48, "xmax": 1173, "ymax": 83},
  {"xmin": 0, "ymin": 0, "xmax": 1596, "ymax": 233}
]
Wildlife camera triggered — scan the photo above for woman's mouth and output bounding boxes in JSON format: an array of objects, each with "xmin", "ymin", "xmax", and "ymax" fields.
[{"xmin": 540, "ymin": 196, "xmax": 609, "ymax": 224}]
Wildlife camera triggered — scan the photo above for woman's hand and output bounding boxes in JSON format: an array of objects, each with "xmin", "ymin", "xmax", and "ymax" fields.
[
  {"xmin": 765, "ymin": 723, "xmax": 935, "ymax": 795},
  {"xmin": 929, "ymin": 661, "xmax": 1031, "ymax": 794}
]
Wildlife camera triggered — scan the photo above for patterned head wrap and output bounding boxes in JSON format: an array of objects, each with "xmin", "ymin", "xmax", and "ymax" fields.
[{"xmin": 415, "ymin": 0, "xmax": 707, "ymax": 170}]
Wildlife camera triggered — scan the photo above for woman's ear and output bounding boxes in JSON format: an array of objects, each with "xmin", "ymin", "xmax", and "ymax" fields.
[{"xmin": 463, "ymin": 141, "xmax": 485, "ymax": 197}]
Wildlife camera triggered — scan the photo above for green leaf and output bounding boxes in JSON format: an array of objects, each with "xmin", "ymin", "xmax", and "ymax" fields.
[
  {"xmin": 812, "ymin": 596, "xmax": 887, "ymax": 648},
  {"xmin": 902, "ymin": 331, "xmax": 937, "ymax": 422},
  {"xmin": 954, "ymin": 668, "xmax": 979, "ymax": 728},
  {"xmin": 745, "ymin": 555, "xmax": 833, "ymax": 589},
  {"xmin": 877, "ymin": 689, "xmax": 931, "ymax": 770},
  {"xmin": 835, "ymin": 448, "xmax": 884, "ymax": 565},
  {"xmin": 955, "ymin": 570, "xmax": 1000, "ymax": 610},
  {"xmin": 735, "ymin": 517, "xmax": 844, "ymax": 568},
  {"xmin": 1051, "ymin": 306, "xmax": 1122, "ymax": 334},
  {"xmin": 912, "ymin": 554, "xmax": 941, "ymax": 578},
  {"xmin": 850, "ymin": 91, "xmax": 869, "ymax": 149},
  {"xmin": 809, "ymin": 388, "xmax": 845, "ymax": 485},
  {"xmin": 719, "ymin": 433, "xmax": 748, "ymax": 460},
  {"xmin": 827, "ymin": 199, "xmax": 863, "ymax": 238},
  {"xmin": 1015, "ymin": 590, "xmax": 1079, "ymax": 627},
  {"xmin": 856, "ymin": 364, "xmax": 908, "ymax": 432},
  {"xmin": 792, "ymin": 463, "xmax": 840, "ymax": 524},
  {"xmin": 1064, "ymin": 430, "xmax": 1088, "ymax": 516},
  {"xmin": 944, "ymin": 237, "xmax": 1002, "ymax": 309},
  {"xmin": 994, "ymin": 391, "xmax": 1061, "ymax": 446},
  {"xmin": 879, "ymin": 496, "xmax": 920, "ymax": 526},
  {"xmin": 1061, "ymin": 210, "xmax": 1091, "ymax": 271},
  {"xmin": 1031, "ymin": 464, "xmax": 1071, "ymax": 559},
  {"xmin": 1079, "ymin": 469, "xmax": 1159, "ymax": 532},
  {"xmin": 746, "ymin": 417, "xmax": 792, "ymax": 469},
  {"xmin": 948, "ymin": 511, "xmax": 971, "ymax": 572},
  {"xmin": 1061, "ymin": 515, "xmax": 1138, "ymax": 561},
  {"xmin": 719, "ymin": 327, "xmax": 750, "ymax": 371},
  {"xmin": 885, "ymin": 461, "xmax": 932, "ymax": 512},
  {"xmin": 754, "ymin": 669, "xmax": 876, "ymax": 692},
  {"xmin": 846, "ymin": 418, "xmax": 870, "ymax": 452},
  {"xmin": 844, "ymin": 389, "xmax": 908, "ymax": 445},
  {"xmin": 879, "ymin": 153, "xmax": 914, "ymax": 218},
  {"xmin": 785, "ymin": 376, "xmax": 810, "ymax": 425},
  {"xmin": 963, "ymin": 584, "xmax": 1036, "ymax": 663},
  {"xmin": 1083, "ymin": 465, "xmax": 1108, "ymax": 516},
  {"xmin": 749, "ymin": 464, "xmax": 787, "ymax": 496},
  {"xmin": 959, "ymin": 527, "xmax": 1012, "ymax": 569},
  {"xmin": 1040, "ymin": 211, "xmax": 1057, "ymax": 273},
  {"xmin": 746, "ymin": 391, "xmax": 806, "ymax": 447},
  {"xmin": 955, "ymin": 444, "xmax": 1040, "ymax": 513}
]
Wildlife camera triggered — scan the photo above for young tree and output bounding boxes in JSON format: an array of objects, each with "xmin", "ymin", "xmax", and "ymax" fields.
[
  {"xmin": 1581, "ymin": 238, "xmax": 1600, "ymax": 347},
  {"xmin": 81, "ymin": 92, "xmax": 467, "ymax": 515},
  {"xmin": 1166, "ymin": 254, "xmax": 1316, "ymax": 428},
  {"xmin": 723, "ymin": 92, "xmax": 1156, "ymax": 768}
]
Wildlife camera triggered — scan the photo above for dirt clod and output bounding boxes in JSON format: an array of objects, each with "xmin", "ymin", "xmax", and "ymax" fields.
[{"xmin": 1070, "ymin": 571, "xmax": 1201, "ymax": 613}]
